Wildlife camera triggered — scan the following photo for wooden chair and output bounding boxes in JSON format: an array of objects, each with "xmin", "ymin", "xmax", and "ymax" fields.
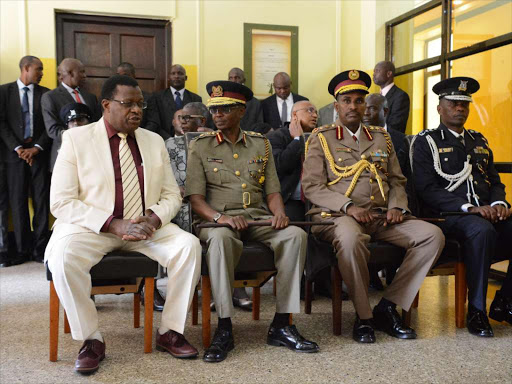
[{"xmin": 47, "ymin": 250, "xmax": 159, "ymax": 361}]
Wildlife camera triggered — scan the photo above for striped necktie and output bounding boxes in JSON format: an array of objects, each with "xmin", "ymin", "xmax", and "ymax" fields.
[{"xmin": 118, "ymin": 133, "xmax": 143, "ymax": 219}]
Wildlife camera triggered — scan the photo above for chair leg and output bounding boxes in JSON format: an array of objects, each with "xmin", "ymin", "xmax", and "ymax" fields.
[
  {"xmin": 289, "ymin": 314, "xmax": 293, "ymax": 326},
  {"xmin": 134, "ymin": 293, "xmax": 141, "ymax": 328},
  {"xmin": 331, "ymin": 266, "xmax": 342, "ymax": 336},
  {"xmin": 305, "ymin": 279, "xmax": 313, "ymax": 314},
  {"xmin": 49, "ymin": 282, "xmax": 59, "ymax": 362},
  {"xmin": 252, "ymin": 286, "xmax": 260, "ymax": 320},
  {"xmin": 201, "ymin": 275, "xmax": 212, "ymax": 348},
  {"xmin": 192, "ymin": 286, "xmax": 199, "ymax": 326},
  {"xmin": 412, "ymin": 291, "xmax": 419, "ymax": 308},
  {"xmin": 144, "ymin": 277, "xmax": 154, "ymax": 353},
  {"xmin": 455, "ymin": 262, "xmax": 467, "ymax": 328},
  {"xmin": 273, "ymin": 277, "xmax": 277, "ymax": 296},
  {"xmin": 63, "ymin": 311, "xmax": 71, "ymax": 334}
]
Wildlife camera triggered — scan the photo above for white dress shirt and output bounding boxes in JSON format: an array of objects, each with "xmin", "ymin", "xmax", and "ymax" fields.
[
  {"xmin": 276, "ymin": 93, "xmax": 293, "ymax": 123},
  {"xmin": 61, "ymin": 82, "xmax": 88, "ymax": 106},
  {"xmin": 380, "ymin": 82, "xmax": 394, "ymax": 97},
  {"xmin": 170, "ymin": 87, "xmax": 185, "ymax": 102}
]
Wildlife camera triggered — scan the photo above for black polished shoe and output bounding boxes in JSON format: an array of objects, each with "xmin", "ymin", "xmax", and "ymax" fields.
[
  {"xmin": 467, "ymin": 305, "xmax": 494, "ymax": 337},
  {"xmin": 267, "ymin": 325, "xmax": 319, "ymax": 353},
  {"xmin": 352, "ymin": 316, "xmax": 376, "ymax": 344},
  {"xmin": 233, "ymin": 296, "xmax": 252, "ymax": 311},
  {"xmin": 0, "ymin": 252, "xmax": 10, "ymax": 268},
  {"xmin": 141, "ymin": 287, "xmax": 165, "ymax": 312},
  {"xmin": 10, "ymin": 252, "xmax": 29, "ymax": 266},
  {"xmin": 489, "ymin": 291, "xmax": 512, "ymax": 326},
  {"xmin": 203, "ymin": 328, "xmax": 234, "ymax": 363},
  {"xmin": 373, "ymin": 305, "xmax": 417, "ymax": 339}
]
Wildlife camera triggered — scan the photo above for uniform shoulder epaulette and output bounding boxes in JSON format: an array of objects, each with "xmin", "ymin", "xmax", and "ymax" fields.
[
  {"xmin": 192, "ymin": 131, "xmax": 216, "ymax": 140},
  {"xmin": 367, "ymin": 125, "xmax": 386, "ymax": 133},
  {"xmin": 244, "ymin": 131, "xmax": 265, "ymax": 138},
  {"xmin": 467, "ymin": 129, "xmax": 488, "ymax": 143},
  {"xmin": 312, "ymin": 124, "xmax": 338, "ymax": 135},
  {"xmin": 418, "ymin": 128, "xmax": 438, "ymax": 136}
]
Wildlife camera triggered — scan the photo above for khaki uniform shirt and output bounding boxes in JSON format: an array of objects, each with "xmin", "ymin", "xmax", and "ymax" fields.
[
  {"xmin": 185, "ymin": 129, "xmax": 281, "ymax": 219},
  {"xmin": 302, "ymin": 121, "xmax": 409, "ymax": 214}
]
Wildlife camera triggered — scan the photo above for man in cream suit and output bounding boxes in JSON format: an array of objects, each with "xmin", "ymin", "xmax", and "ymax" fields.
[{"xmin": 45, "ymin": 75, "xmax": 201, "ymax": 374}]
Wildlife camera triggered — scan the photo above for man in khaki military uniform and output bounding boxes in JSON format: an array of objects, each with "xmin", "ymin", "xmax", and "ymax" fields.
[
  {"xmin": 185, "ymin": 81, "xmax": 318, "ymax": 363},
  {"xmin": 302, "ymin": 70, "xmax": 445, "ymax": 343}
]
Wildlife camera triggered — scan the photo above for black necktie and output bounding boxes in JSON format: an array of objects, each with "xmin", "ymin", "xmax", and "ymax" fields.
[
  {"xmin": 458, "ymin": 135, "xmax": 465, "ymax": 147},
  {"xmin": 175, "ymin": 91, "xmax": 183, "ymax": 109}
]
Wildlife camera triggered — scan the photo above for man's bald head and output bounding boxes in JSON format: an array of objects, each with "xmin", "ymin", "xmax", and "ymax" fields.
[
  {"xmin": 228, "ymin": 67, "xmax": 246, "ymax": 84},
  {"xmin": 169, "ymin": 64, "xmax": 187, "ymax": 90},
  {"xmin": 373, "ymin": 60, "xmax": 395, "ymax": 87},
  {"xmin": 58, "ymin": 58, "xmax": 86, "ymax": 89},
  {"xmin": 273, "ymin": 72, "xmax": 291, "ymax": 100},
  {"xmin": 292, "ymin": 100, "xmax": 317, "ymax": 132},
  {"xmin": 363, "ymin": 93, "xmax": 389, "ymax": 127}
]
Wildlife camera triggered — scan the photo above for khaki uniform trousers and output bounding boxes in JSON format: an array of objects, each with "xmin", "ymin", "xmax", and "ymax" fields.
[
  {"xmin": 313, "ymin": 217, "xmax": 444, "ymax": 319},
  {"xmin": 46, "ymin": 223, "xmax": 201, "ymax": 340},
  {"xmin": 199, "ymin": 216, "xmax": 307, "ymax": 318}
]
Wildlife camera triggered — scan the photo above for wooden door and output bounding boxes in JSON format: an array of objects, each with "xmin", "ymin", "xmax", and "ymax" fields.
[{"xmin": 56, "ymin": 13, "xmax": 171, "ymax": 99}]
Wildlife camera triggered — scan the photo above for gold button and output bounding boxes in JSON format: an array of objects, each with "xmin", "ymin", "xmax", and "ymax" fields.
[
  {"xmin": 370, "ymin": 196, "xmax": 375, "ymax": 200},
  {"xmin": 213, "ymin": 168, "xmax": 218, "ymax": 173},
  {"xmin": 361, "ymin": 154, "xmax": 366, "ymax": 160},
  {"xmin": 369, "ymin": 179, "xmax": 373, "ymax": 184},
  {"xmin": 242, "ymin": 183, "xmax": 247, "ymax": 189},
  {"xmin": 235, "ymin": 171, "xmax": 240, "ymax": 176},
  {"xmin": 338, "ymin": 158, "xmax": 342, "ymax": 162},
  {"xmin": 233, "ymin": 153, "xmax": 239, "ymax": 159},
  {"xmin": 474, "ymin": 181, "xmax": 478, "ymax": 185}
]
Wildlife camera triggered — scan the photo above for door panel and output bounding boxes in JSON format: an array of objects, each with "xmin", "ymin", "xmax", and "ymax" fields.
[{"xmin": 56, "ymin": 13, "xmax": 171, "ymax": 99}]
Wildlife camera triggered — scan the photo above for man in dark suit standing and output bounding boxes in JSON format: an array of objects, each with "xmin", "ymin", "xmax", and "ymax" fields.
[
  {"xmin": 268, "ymin": 100, "xmax": 318, "ymax": 221},
  {"xmin": 145, "ymin": 64, "xmax": 202, "ymax": 139},
  {"xmin": 261, "ymin": 72, "xmax": 308, "ymax": 129},
  {"xmin": 373, "ymin": 61, "xmax": 410, "ymax": 133},
  {"xmin": 228, "ymin": 67, "xmax": 263, "ymax": 131},
  {"xmin": 0, "ymin": 56, "xmax": 51, "ymax": 264},
  {"xmin": 41, "ymin": 58, "xmax": 101, "ymax": 172},
  {"xmin": 116, "ymin": 62, "xmax": 151, "ymax": 128}
]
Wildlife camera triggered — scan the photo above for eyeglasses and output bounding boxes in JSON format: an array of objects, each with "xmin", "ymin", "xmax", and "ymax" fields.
[
  {"xmin": 110, "ymin": 99, "xmax": 147, "ymax": 110},
  {"xmin": 295, "ymin": 107, "xmax": 318, "ymax": 115},
  {"xmin": 209, "ymin": 106, "xmax": 240, "ymax": 115},
  {"xmin": 178, "ymin": 114, "xmax": 204, "ymax": 123}
]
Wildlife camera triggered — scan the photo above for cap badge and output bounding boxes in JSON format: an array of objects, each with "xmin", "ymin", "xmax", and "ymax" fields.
[
  {"xmin": 458, "ymin": 80, "xmax": 468, "ymax": 92},
  {"xmin": 69, "ymin": 110, "xmax": 77, "ymax": 118},
  {"xmin": 212, "ymin": 85, "xmax": 223, "ymax": 97},
  {"xmin": 348, "ymin": 70, "xmax": 359, "ymax": 80}
]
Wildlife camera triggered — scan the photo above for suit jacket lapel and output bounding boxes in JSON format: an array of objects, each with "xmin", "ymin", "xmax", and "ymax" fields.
[
  {"xmin": 33, "ymin": 85, "xmax": 41, "ymax": 117},
  {"xmin": 58, "ymin": 84, "xmax": 75, "ymax": 104},
  {"xmin": 359, "ymin": 127, "xmax": 375, "ymax": 155},
  {"xmin": 164, "ymin": 88, "xmax": 176, "ymax": 110},
  {"xmin": 183, "ymin": 89, "xmax": 191, "ymax": 104},
  {"xmin": 272, "ymin": 95, "xmax": 280, "ymax": 125},
  {"xmin": 340, "ymin": 126, "xmax": 359, "ymax": 152},
  {"xmin": 464, "ymin": 129, "xmax": 477, "ymax": 153},
  {"xmin": 9, "ymin": 83, "xmax": 22, "ymax": 130},
  {"xmin": 91, "ymin": 118, "xmax": 115, "ymax": 198}
]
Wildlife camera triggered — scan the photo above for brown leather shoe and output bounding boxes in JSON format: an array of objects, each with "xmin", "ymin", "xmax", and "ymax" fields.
[
  {"xmin": 74, "ymin": 339, "xmax": 106, "ymax": 374},
  {"xmin": 156, "ymin": 330, "xmax": 198, "ymax": 358}
]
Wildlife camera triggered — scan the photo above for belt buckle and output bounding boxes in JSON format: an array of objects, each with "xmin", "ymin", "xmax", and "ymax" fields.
[{"xmin": 243, "ymin": 192, "xmax": 250, "ymax": 209}]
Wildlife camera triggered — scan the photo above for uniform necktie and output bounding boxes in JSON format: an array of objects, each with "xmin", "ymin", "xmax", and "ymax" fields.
[
  {"xmin": 281, "ymin": 101, "xmax": 288, "ymax": 125},
  {"xmin": 21, "ymin": 87, "xmax": 31, "ymax": 139},
  {"xmin": 175, "ymin": 91, "xmax": 183, "ymax": 109},
  {"xmin": 352, "ymin": 134, "xmax": 358, "ymax": 143},
  {"xmin": 457, "ymin": 135, "xmax": 465, "ymax": 147},
  {"xmin": 118, "ymin": 133, "xmax": 143, "ymax": 220},
  {"xmin": 73, "ymin": 89, "xmax": 83, "ymax": 103}
]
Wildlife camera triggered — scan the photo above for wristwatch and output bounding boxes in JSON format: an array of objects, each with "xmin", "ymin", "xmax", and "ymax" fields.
[{"xmin": 213, "ymin": 212, "xmax": 223, "ymax": 223}]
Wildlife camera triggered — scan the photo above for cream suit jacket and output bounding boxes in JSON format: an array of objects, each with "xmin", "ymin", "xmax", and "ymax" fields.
[{"xmin": 48, "ymin": 117, "xmax": 182, "ymax": 240}]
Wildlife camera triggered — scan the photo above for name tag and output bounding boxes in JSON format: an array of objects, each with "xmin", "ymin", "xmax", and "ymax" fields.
[
  {"xmin": 438, "ymin": 147, "xmax": 453, "ymax": 153},
  {"xmin": 474, "ymin": 147, "xmax": 489, "ymax": 155},
  {"xmin": 207, "ymin": 157, "xmax": 223, "ymax": 163},
  {"xmin": 336, "ymin": 147, "xmax": 352, "ymax": 152}
]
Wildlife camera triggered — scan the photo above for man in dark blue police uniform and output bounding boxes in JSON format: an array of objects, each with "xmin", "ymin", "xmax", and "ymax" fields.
[{"xmin": 413, "ymin": 77, "xmax": 512, "ymax": 337}]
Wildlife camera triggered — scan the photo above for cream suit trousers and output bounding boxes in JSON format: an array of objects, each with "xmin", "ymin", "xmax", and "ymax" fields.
[{"xmin": 46, "ymin": 223, "xmax": 201, "ymax": 341}]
